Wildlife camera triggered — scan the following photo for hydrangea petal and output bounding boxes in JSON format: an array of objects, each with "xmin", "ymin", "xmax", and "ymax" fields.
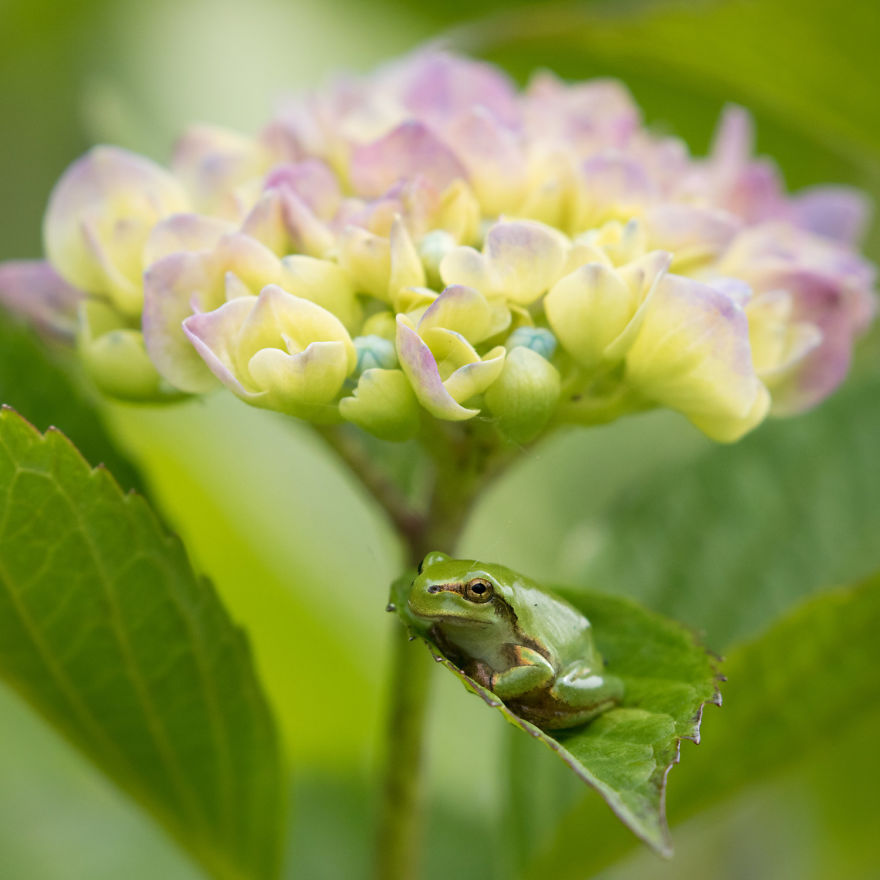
[
  {"xmin": 264, "ymin": 158, "xmax": 342, "ymax": 220},
  {"xmin": 172, "ymin": 125, "xmax": 268, "ymax": 218},
  {"xmin": 447, "ymin": 108, "xmax": 527, "ymax": 215},
  {"xmin": 418, "ymin": 284, "xmax": 493, "ymax": 343},
  {"xmin": 395, "ymin": 315, "xmax": 477, "ymax": 420},
  {"xmin": 182, "ymin": 296, "xmax": 257, "ymax": 398},
  {"xmin": 234, "ymin": 284, "xmax": 355, "ymax": 373},
  {"xmin": 350, "ymin": 121, "xmax": 467, "ymax": 198},
  {"xmin": 545, "ymin": 263, "xmax": 634, "ymax": 370},
  {"xmin": 390, "ymin": 49, "xmax": 519, "ymax": 127},
  {"xmin": 339, "ymin": 368, "xmax": 420, "ymax": 441},
  {"xmin": 338, "ymin": 226, "xmax": 392, "ymax": 299},
  {"xmin": 789, "ymin": 186, "xmax": 871, "ymax": 245},
  {"xmin": 44, "ymin": 146, "xmax": 188, "ymax": 315},
  {"xmin": 761, "ymin": 268, "xmax": 873, "ymax": 414},
  {"xmin": 143, "ymin": 233, "xmax": 281, "ymax": 392},
  {"xmin": 484, "ymin": 220, "xmax": 569, "ymax": 305},
  {"xmin": 0, "ymin": 260, "xmax": 83, "ymax": 339},
  {"xmin": 575, "ymin": 153, "xmax": 656, "ymax": 228},
  {"xmin": 442, "ymin": 345, "xmax": 505, "ymax": 405},
  {"xmin": 279, "ymin": 255, "xmax": 361, "ymax": 332},
  {"xmin": 248, "ymin": 340, "xmax": 350, "ymax": 407},
  {"xmin": 389, "ymin": 216, "xmax": 426, "ymax": 298},
  {"xmin": 625, "ymin": 273, "xmax": 764, "ymax": 440},
  {"xmin": 144, "ymin": 213, "xmax": 233, "ymax": 266}
]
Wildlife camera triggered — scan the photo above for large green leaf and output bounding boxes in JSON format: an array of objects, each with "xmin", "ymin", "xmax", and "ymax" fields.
[
  {"xmin": 415, "ymin": 589, "xmax": 719, "ymax": 856},
  {"xmin": 0, "ymin": 406, "xmax": 285, "ymax": 880},
  {"xmin": 564, "ymin": 373, "xmax": 880, "ymax": 650},
  {"xmin": 527, "ymin": 572, "xmax": 880, "ymax": 878}
]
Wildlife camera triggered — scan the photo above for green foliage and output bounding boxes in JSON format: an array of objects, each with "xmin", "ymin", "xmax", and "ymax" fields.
[
  {"xmin": 566, "ymin": 373, "xmax": 880, "ymax": 649},
  {"xmin": 0, "ymin": 407, "xmax": 285, "ymax": 880},
  {"xmin": 0, "ymin": 313, "xmax": 143, "ymax": 492},
  {"xmin": 528, "ymin": 572, "xmax": 880, "ymax": 878},
  {"xmin": 423, "ymin": 589, "xmax": 719, "ymax": 856}
]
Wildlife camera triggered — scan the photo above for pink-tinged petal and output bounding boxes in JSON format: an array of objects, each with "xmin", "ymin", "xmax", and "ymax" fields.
[
  {"xmin": 485, "ymin": 220, "xmax": 570, "ymax": 305},
  {"xmin": 576, "ymin": 153, "xmax": 656, "ymax": 226},
  {"xmin": 761, "ymin": 268, "xmax": 876, "ymax": 413},
  {"xmin": 726, "ymin": 160, "xmax": 786, "ymax": 224},
  {"xmin": 144, "ymin": 213, "xmax": 233, "ymax": 266},
  {"xmin": 172, "ymin": 125, "xmax": 268, "ymax": 217},
  {"xmin": 625, "ymin": 274, "xmax": 764, "ymax": 439},
  {"xmin": 243, "ymin": 188, "xmax": 335, "ymax": 257},
  {"xmin": 0, "ymin": 260, "xmax": 83, "ymax": 339},
  {"xmin": 789, "ymin": 186, "xmax": 871, "ymax": 245},
  {"xmin": 645, "ymin": 205, "xmax": 740, "ymax": 267},
  {"xmin": 709, "ymin": 105, "xmax": 753, "ymax": 174},
  {"xmin": 389, "ymin": 49, "xmax": 519, "ymax": 127},
  {"xmin": 439, "ymin": 245, "xmax": 491, "ymax": 292},
  {"xmin": 43, "ymin": 146, "xmax": 188, "ymax": 313},
  {"xmin": 447, "ymin": 108, "xmax": 527, "ymax": 215},
  {"xmin": 524, "ymin": 73, "xmax": 640, "ymax": 150},
  {"xmin": 418, "ymin": 284, "xmax": 493, "ymax": 342},
  {"xmin": 279, "ymin": 190, "xmax": 336, "ymax": 257},
  {"xmin": 263, "ymin": 159, "xmax": 342, "ymax": 220},
  {"xmin": 350, "ymin": 121, "xmax": 468, "ymax": 199},
  {"xmin": 143, "ymin": 233, "xmax": 280, "ymax": 392},
  {"xmin": 182, "ymin": 298, "xmax": 259, "ymax": 399},
  {"xmin": 395, "ymin": 315, "xmax": 477, "ymax": 420},
  {"xmin": 143, "ymin": 252, "xmax": 219, "ymax": 393}
]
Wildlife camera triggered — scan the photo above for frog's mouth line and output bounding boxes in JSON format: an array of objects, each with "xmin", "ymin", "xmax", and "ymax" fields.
[{"xmin": 407, "ymin": 602, "xmax": 492, "ymax": 627}]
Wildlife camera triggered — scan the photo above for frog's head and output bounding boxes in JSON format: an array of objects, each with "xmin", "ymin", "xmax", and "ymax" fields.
[{"xmin": 400, "ymin": 551, "xmax": 513, "ymax": 633}]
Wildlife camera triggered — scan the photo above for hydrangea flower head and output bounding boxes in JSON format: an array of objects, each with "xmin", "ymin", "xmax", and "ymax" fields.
[{"xmin": 2, "ymin": 48, "xmax": 875, "ymax": 443}]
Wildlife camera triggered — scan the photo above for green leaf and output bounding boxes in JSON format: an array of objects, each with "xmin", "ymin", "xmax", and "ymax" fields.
[
  {"xmin": 527, "ymin": 572, "xmax": 880, "ymax": 879},
  {"xmin": 0, "ymin": 312, "xmax": 144, "ymax": 493},
  {"xmin": 420, "ymin": 589, "xmax": 719, "ymax": 856},
  {"xmin": 0, "ymin": 406, "xmax": 285, "ymax": 880},
  {"xmin": 565, "ymin": 373, "xmax": 880, "ymax": 650}
]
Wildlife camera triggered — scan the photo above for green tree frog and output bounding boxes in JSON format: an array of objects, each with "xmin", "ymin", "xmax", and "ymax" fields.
[{"xmin": 391, "ymin": 552, "xmax": 624, "ymax": 730}]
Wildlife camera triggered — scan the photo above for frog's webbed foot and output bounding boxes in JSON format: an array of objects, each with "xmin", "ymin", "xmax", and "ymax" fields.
[
  {"xmin": 550, "ymin": 663, "xmax": 624, "ymax": 711},
  {"xmin": 491, "ymin": 646, "xmax": 555, "ymax": 699}
]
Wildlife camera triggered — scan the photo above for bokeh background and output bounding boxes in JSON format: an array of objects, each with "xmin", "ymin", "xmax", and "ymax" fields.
[{"xmin": 1, "ymin": 1, "xmax": 878, "ymax": 878}]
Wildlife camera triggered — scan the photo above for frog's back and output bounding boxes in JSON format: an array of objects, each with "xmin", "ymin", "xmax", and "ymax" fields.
[{"xmin": 499, "ymin": 569, "xmax": 599, "ymax": 667}]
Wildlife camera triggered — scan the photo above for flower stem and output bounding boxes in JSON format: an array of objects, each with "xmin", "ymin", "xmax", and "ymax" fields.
[
  {"xmin": 315, "ymin": 421, "xmax": 518, "ymax": 880},
  {"xmin": 375, "ymin": 621, "xmax": 433, "ymax": 880}
]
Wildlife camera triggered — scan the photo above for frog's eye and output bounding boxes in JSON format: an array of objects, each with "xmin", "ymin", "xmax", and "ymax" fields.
[{"xmin": 464, "ymin": 578, "xmax": 494, "ymax": 603}]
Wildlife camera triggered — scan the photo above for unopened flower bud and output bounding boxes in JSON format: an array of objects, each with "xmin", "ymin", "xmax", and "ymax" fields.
[{"xmin": 485, "ymin": 346, "xmax": 561, "ymax": 444}]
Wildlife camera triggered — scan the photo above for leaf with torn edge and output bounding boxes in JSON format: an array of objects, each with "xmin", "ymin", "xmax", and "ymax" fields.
[{"xmin": 424, "ymin": 589, "xmax": 720, "ymax": 856}]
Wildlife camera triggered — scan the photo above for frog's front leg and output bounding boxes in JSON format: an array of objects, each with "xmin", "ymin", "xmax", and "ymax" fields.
[
  {"xmin": 491, "ymin": 646, "xmax": 555, "ymax": 699},
  {"xmin": 550, "ymin": 661, "xmax": 624, "ymax": 709}
]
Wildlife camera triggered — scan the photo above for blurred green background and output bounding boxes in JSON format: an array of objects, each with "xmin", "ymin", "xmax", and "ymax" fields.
[{"xmin": 1, "ymin": 0, "xmax": 879, "ymax": 878}]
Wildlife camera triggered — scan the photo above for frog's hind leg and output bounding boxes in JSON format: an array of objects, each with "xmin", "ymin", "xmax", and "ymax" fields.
[
  {"xmin": 550, "ymin": 663, "xmax": 624, "ymax": 713},
  {"xmin": 491, "ymin": 646, "xmax": 555, "ymax": 699}
]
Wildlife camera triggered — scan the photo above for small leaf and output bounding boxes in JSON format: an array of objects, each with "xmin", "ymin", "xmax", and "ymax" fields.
[
  {"xmin": 423, "ymin": 589, "xmax": 719, "ymax": 855},
  {"xmin": 0, "ymin": 407, "xmax": 285, "ymax": 880}
]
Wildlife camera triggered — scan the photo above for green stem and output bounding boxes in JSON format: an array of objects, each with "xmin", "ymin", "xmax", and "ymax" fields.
[
  {"xmin": 315, "ymin": 421, "xmax": 517, "ymax": 880},
  {"xmin": 375, "ymin": 621, "xmax": 432, "ymax": 880}
]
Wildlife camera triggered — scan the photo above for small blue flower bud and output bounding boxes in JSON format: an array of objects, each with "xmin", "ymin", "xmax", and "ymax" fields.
[
  {"xmin": 354, "ymin": 334, "xmax": 398, "ymax": 375},
  {"xmin": 507, "ymin": 326, "xmax": 558, "ymax": 361}
]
